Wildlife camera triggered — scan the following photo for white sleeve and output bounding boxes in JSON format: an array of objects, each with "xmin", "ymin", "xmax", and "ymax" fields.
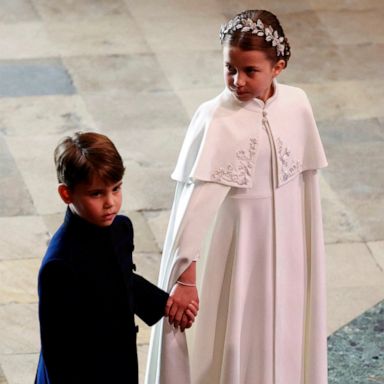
[{"xmin": 175, "ymin": 181, "xmax": 231, "ymax": 261}]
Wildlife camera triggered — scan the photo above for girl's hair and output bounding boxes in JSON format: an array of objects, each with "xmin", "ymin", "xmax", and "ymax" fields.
[
  {"xmin": 54, "ymin": 132, "xmax": 125, "ymax": 189},
  {"xmin": 220, "ymin": 10, "xmax": 291, "ymax": 67}
]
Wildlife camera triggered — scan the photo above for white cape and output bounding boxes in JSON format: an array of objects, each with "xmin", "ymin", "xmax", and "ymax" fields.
[{"xmin": 146, "ymin": 83, "xmax": 328, "ymax": 384}]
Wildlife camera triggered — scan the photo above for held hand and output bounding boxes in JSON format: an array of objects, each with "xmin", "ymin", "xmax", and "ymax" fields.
[
  {"xmin": 165, "ymin": 297, "xmax": 197, "ymax": 332},
  {"xmin": 179, "ymin": 301, "xmax": 199, "ymax": 332},
  {"xmin": 165, "ymin": 296, "xmax": 174, "ymax": 317},
  {"xmin": 168, "ymin": 283, "xmax": 199, "ymax": 329},
  {"xmin": 164, "ymin": 295, "xmax": 199, "ymax": 322}
]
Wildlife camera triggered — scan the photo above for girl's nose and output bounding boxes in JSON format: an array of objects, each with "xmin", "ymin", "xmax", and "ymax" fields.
[{"xmin": 234, "ymin": 72, "xmax": 245, "ymax": 87}]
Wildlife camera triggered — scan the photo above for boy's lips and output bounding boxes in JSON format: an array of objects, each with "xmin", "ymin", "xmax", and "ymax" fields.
[{"xmin": 103, "ymin": 213, "xmax": 116, "ymax": 220}]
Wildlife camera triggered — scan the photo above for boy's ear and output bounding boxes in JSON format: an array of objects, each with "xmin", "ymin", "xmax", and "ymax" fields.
[{"xmin": 58, "ymin": 184, "xmax": 72, "ymax": 204}]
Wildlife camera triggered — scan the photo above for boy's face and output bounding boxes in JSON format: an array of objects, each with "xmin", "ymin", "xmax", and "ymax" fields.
[{"xmin": 59, "ymin": 175, "xmax": 123, "ymax": 227}]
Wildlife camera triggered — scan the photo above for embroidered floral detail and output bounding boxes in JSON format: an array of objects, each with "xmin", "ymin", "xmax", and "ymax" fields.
[
  {"xmin": 212, "ymin": 138, "xmax": 257, "ymax": 185},
  {"xmin": 276, "ymin": 137, "xmax": 302, "ymax": 183}
]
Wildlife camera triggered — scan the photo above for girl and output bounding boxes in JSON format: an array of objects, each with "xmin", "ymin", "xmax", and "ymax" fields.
[{"xmin": 146, "ymin": 9, "xmax": 328, "ymax": 384}]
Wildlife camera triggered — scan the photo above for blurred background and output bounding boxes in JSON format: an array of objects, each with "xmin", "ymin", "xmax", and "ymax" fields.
[{"xmin": 0, "ymin": 0, "xmax": 383, "ymax": 383}]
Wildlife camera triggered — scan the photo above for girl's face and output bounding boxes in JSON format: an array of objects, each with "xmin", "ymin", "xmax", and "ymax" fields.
[{"xmin": 223, "ymin": 46, "xmax": 285, "ymax": 102}]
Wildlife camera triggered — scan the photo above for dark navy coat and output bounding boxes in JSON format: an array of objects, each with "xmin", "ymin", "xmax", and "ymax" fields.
[{"xmin": 35, "ymin": 209, "xmax": 168, "ymax": 384}]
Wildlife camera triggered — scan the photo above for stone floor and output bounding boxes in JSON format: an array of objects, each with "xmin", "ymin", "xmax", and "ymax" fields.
[
  {"xmin": 0, "ymin": 0, "xmax": 383, "ymax": 383},
  {"xmin": 328, "ymin": 300, "xmax": 384, "ymax": 384}
]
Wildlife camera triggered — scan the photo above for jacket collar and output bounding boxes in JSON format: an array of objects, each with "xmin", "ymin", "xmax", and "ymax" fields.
[{"xmin": 64, "ymin": 208, "xmax": 112, "ymax": 239}]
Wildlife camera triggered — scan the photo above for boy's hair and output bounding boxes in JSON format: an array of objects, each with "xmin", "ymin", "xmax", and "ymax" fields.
[
  {"xmin": 220, "ymin": 10, "xmax": 291, "ymax": 67},
  {"xmin": 54, "ymin": 132, "xmax": 125, "ymax": 189}
]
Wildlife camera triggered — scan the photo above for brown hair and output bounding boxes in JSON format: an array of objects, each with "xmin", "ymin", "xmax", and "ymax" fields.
[
  {"xmin": 220, "ymin": 10, "xmax": 291, "ymax": 67},
  {"xmin": 54, "ymin": 132, "xmax": 125, "ymax": 189}
]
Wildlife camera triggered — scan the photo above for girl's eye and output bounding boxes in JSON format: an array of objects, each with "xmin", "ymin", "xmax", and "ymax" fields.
[
  {"xmin": 113, "ymin": 185, "xmax": 121, "ymax": 193},
  {"xmin": 225, "ymin": 64, "xmax": 236, "ymax": 74}
]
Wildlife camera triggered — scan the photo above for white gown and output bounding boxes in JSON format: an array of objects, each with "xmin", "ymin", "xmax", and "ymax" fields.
[
  {"xmin": 191, "ymin": 124, "xmax": 307, "ymax": 383},
  {"xmin": 146, "ymin": 83, "xmax": 328, "ymax": 384}
]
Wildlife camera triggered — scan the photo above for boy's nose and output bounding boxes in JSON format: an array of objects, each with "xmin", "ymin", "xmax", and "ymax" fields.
[{"xmin": 104, "ymin": 195, "xmax": 114, "ymax": 208}]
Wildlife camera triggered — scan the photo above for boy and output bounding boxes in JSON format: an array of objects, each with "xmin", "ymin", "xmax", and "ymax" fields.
[{"xmin": 35, "ymin": 132, "xmax": 196, "ymax": 384}]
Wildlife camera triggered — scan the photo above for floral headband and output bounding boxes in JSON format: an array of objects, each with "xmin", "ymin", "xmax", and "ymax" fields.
[{"xmin": 219, "ymin": 17, "xmax": 287, "ymax": 57}]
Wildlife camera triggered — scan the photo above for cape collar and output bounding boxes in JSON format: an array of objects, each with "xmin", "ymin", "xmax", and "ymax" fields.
[
  {"xmin": 225, "ymin": 79, "xmax": 279, "ymax": 112},
  {"xmin": 172, "ymin": 82, "xmax": 327, "ymax": 189}
]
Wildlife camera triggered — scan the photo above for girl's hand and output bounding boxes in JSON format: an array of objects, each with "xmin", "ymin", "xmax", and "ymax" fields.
[
  {"xmin": 179, "ymin": 301, "xmax": 199, "ymax": 332},
  {"xmin": 168, "ymin": 283, "xmax": 199, "ymax": 329}
]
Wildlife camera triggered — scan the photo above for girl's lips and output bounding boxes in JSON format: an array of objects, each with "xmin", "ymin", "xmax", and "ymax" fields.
[
  {"xmin": 233, "ymin": 91, "xmax": 252, "ymax": 100},
  {"xmin": 230, "ymin": 88, "xmax": 249, "ymax": 97}
]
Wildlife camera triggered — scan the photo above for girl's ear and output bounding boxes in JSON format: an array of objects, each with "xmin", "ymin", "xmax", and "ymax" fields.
[
  {"xmin": 58, "ymin": 184, "xmax": 72, "ymax": 204},
  {"xmin": 273, "ymin": 59, "xmax": 286, "ymax": 77}
]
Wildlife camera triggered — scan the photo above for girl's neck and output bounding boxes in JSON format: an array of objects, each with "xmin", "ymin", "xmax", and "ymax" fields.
[{"xmin": 255, "ymin": 80, "xmax": 276, "ymax": 103}]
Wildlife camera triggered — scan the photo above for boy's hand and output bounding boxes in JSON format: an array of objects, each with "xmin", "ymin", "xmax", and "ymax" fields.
[{"xmin": 165, "ymin": 296, "xmax": 174, "ymax": 317}]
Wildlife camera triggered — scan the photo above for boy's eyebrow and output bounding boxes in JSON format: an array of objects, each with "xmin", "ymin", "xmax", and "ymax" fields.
[
  {"xmin": 86, "ymin": 180, "xmax": 122, "ymax": 192},
  {"xmin": 87, "ymin": 187, "xmax": 104, "ymax": 193}
]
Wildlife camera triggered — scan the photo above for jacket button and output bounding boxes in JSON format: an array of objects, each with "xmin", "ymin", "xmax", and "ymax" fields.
[{"xmin": 132, "ymin": 263, "xmax": 136, "ymax": 271}]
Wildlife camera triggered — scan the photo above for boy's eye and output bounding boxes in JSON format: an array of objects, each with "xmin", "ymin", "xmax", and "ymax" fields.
[
  {"xmin": 113, "ymin": 182, "xmax": 122, "ymax": 193},
  {"xmin": 89, "ymin": 191, "xmax": 102, "ymax": 197}
]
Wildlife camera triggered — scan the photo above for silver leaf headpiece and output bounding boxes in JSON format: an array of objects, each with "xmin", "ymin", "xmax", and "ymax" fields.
[{"xmin": 219, "ymin": 17, "xmax": 287, "ymax": 57}]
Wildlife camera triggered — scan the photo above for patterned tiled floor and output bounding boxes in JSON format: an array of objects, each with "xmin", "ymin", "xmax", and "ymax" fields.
[{"xmin": 0, "ymin": 1, "xmax": 383, "ymax": 383}]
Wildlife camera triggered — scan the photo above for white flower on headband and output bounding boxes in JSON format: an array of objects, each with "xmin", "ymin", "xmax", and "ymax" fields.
[
  {"xmin": 265, "ymin": 27, "xmax": 285, "ymax": 56},
  {"xmin": 219, "ymin": 17, "xmax": 286, "ymax": 56},
  {"xmin": 240, "ymin": 18, "xmax": 257, "ymax": 33}
]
